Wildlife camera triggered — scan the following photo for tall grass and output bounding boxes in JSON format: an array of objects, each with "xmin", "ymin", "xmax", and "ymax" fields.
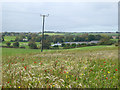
[{"xmin": 2, "ymin": 46, "xmax": 118, "ymax": 88}]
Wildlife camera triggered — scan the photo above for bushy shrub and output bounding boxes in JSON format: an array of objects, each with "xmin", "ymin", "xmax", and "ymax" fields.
[
  {"xmin": 115, "ymin": 43, "xmax": 118, "ymax": 46},
  {"xmin": 63, "ymin": 44, "xmax": 71, "ymax": 49},
  {"xmin": 76, "ymin": 44, "xmax": 81, "ymax": 47},
  {"xmin": 13, "ymin": 42, "xmax": 19, "ymax": 48},
  {"xmin": 61, "ymin": 43, "xmax": 65, "ymax": 47},
  {"xmin": 42, "ymin": 40, "xmax": 51, "ymax": 49},
  {"xmin": 28, "ymin": 41, "xmax": 37, "ymax": 49},
  {"xmin": 6, "ymin": 41, "xmax": 11, "ymax": 47},
  {"xmin": 10, "ymin": 40, "xmax": 14, "ymax": 42},
  {"xmin": 20, "ymin": 46, "xmax": 26, "ymax": 49},
  {"xmin": 52, "ymin": 45, "xmax": 59, "ymax": 49},
  {"xmin": 81, "ymin": 43, "xmax": 87, "ymax": 47},
  {"xmin": 70, "ymin": 43, "xmax": 76, "ymax": 48},
  {"xmin": 90, "ymin": 43, "xmax": 97, "ymax": 46},
  {"xmin": 99, "ymin": 40, "xmax": 115, "ymax": 45}
]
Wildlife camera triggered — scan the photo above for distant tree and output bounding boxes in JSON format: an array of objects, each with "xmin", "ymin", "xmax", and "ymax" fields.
[
  {"xmin": 27, "ymin": 35, "xmax": 32, "ymax": 41},
  {"xmin": 64, "ymin": 36, "xmax": 74, "ymax": 42},
  {"xmin": 76, "ymin": 44, "xmax": 81, "ymax": 47},
  {"xmin": 61, "ymin": 43, "xmax": 65, "ymax": 47},
  {"xmin": 42, "ymin": 40, "xmax": 51, "ymax": 49},
  {"xmin": 90, "ymin": 43, "xmax": 97, "ymax": 46},
  {"xmin": 2, "ymin": 35, "xmax": 4, "ymax": 42},
  {"xmin": 63, "ymin": 43, "xmax": 71, "ymax": 49},
  {"xmin": 6, "ymin": 41, "xmax": 11, "ymax": 47},
  {"xmin": 53, "ymin": 35, "xmax": 64, "ymax": 43},
  {"xmin": 35, "ymin": 36, "xmax": 42, "ymax": 42},
  {"xmin": 28, "ymin": 41, "xmax": 37, "ymax": 49},
  {"xmin": 94, "ymin": 35, "xmax": 102, "ymax": 40},
  {"xmin": 15, "ymin": 36, "xmax": 19, "ymax": 41},
  {"xmin": 88, "ymin": 35, "xmax": 95, "ymax": 41},
  {"xmin": 99, "ymin": 35, "xmax": 113, "ymax": 45},
  {"xmin": 13, "ymin": 42, "xmax": 19, "ymax": 48},
  {"xmin": 81, "ymin": 43, "xmax": 87, "ymax": 47},
  {"xmin": 71, "ymin": 43, "xmax": 76, "ymax": 48}
]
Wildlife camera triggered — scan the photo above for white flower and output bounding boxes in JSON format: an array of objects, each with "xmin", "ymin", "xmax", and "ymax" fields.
[{"xmin": 79, "ymin": 83, "xmax": 82, "ymax": 87}]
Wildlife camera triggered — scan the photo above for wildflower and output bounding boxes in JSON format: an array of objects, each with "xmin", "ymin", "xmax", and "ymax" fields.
[
  {"xmin": 106, "ymin": 77, "xmax": 108, "ymax": 79},
  {"xmin": 53, "ymin": 85, "xmax": 55, "ymax": 87},
  {"xmin": 24, "ymin": 66, "xmax": 27, "ymax": 70},
  {"xmin": 66, "ymin": 75, "xmax": 67, "ymax": 78},
  {"xmin": 104, "ymin": 75, "xmax": 106, "ymax": 77},
  {"xmin": 72, "ymin": 75, "xmax": 73, "ymax": 77},
  {"xmin": 60, "ymin": 72, "xmax": 62, "ymax": 74},
  {"xmin": 34, "ymin": 61, "xmax": 36, "ymax": 64},
  {"xmin": 81, "ymin": 74, "xmax": 84, "ymax": 76},
  {"xmin": 113, "ymin": 76, "xmax": 115, "ymax": 78},
  {"xmin": 85, "ymin": 67, "xmax": 87, "ymax": 69},
  {"xmin": 76, "ymin": 78, "xmax": 77, "ymax": 80},
  {"xmin": 18, "ymin": 86, "xmax": 20, "ymax": 88},
  {"xmin": 56, "ymin": 61, "xmax": 58, "ymax": 63},
  {"xmin": 111, "ymin": 77, "xmax": 112, "ymax": 79},
  {"xmin": 8, "ymin": 82, "xmax": 9, "ymax": 83},
  {"xmin": 104, "ymin": 61, "xmax": 106, "ymax": 63},
  {"xmin": 108, "ymin": 71, "xmax": 110, "ymax": 74},
  {"xmin": 64, "ymin": 71, "xmax": 66, "ymax": 73},
  {"xmin": 116, "ymin": 69, "xmax": 117, "ymax": 71},
  {"xmin": 66, "ymin": 86, "xmax": 68, "ymax": 88},
  {"xmin": 39, "ymin": 81, "xmax": 40, "ymax": 83},
  {"xmin": 22, "ymin": 58, "xmax": 24, "ymax": 61},
  {"xmin": 67, "ymin": 72, "xmax": 68, "ymax": 74}
]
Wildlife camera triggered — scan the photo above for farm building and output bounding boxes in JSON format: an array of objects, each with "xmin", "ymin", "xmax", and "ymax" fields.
[
  {"xmin": 64, "ymin": 41, "xmax": 100, "ymax": 45},
  {"xmin": 51, "ymin": 42, "xmax": 62, "ymax": 46},
  {"xmin": 23, "ymin": 38, "xmax": 28, "ymax": 41},
  {"xmin": 51, "ymin": 41, "xmax": 100, "ymax": 46}
]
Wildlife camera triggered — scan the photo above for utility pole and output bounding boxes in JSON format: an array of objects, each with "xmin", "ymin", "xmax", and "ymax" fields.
[{"xmin": 40, "ymin": 14, "xmax": 49, "ymax": 52}]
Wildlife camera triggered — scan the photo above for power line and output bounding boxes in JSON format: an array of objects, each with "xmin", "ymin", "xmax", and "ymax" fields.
[{"xmin": 40, "ymin": 14, "xmax": 49, "ymax": 52}]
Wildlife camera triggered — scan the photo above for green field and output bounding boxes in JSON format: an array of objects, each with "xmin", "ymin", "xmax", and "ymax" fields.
[
  {"xmin": 110, "ymin": 39, "xmax": 118, "ymax": 42},
  {"xmin": 4, "ymin": 36, "xmax": 16, "ymax": 41},
  {"xmin": 2, "ymin": 45, "xmax": 118, "ymax": 88},
  {"xmin": 1, "ymin": 41, "xmax": 41, "ymax": 49}
]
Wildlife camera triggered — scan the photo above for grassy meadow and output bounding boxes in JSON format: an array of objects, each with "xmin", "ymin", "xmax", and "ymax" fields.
[{"xmin": 2, "ymin": 45, "xmax": 118, "ymax": 88}]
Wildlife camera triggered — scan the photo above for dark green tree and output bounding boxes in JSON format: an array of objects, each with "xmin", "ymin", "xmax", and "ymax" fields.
[
  {"xmin": 42, "ymin": 40, "xmax": 51, "ymax": 49},
  {"xmin": 13, "ymin": 42, "xmax": 19, "ymax": 48},
  {"xmin": 6, "ymin": 41, "xmax": 11, "ymax": 47},
  {"xmin": 28, "ymin": 41, "xmax": 37, "ymax": 49}
]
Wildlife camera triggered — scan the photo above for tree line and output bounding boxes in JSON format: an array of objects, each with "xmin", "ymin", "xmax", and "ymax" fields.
[
  {"xmin": 1, "ymin": 32, "xmax": 118, "ymax": 49},
  {"xmin": 4, "ymin": 33, "xmax": 115, "ymax": 43}
]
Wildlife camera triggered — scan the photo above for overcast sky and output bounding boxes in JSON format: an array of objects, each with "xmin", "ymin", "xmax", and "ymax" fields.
[{"xmin": 2, "ymin": 2, "xmax": 118, "ymax": 32}]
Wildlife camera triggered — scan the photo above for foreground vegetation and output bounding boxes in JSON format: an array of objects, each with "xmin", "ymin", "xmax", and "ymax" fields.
[{"xmin": 2, "ymin": 45, "xmax": 118, "ymax": 88}]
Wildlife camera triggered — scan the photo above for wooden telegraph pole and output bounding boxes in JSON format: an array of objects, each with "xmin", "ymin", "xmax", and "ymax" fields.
[{"xmin": 40, "ymin": 14, "xmax": 49, "ymax": 52}]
